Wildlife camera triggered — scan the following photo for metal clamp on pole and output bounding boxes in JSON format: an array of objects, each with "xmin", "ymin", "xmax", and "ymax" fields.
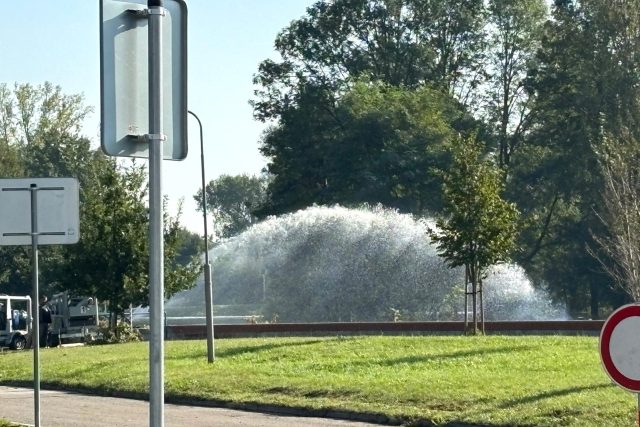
[
  {"xmin": 128, "ymin": 133, "xmax": 167, "ymax": 143},
  {"xmin": 127, "ymin": 8, "xmax": 166, "ymax": 18}
]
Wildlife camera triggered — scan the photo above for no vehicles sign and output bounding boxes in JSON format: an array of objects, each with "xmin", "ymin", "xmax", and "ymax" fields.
[{"xmin": 600, "ymin": 304, "xmax": 640, "ymax": 392}]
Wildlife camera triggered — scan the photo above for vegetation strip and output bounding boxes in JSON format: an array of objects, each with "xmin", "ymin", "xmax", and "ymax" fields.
[{"xmin": 0, "ymin": 336, "xmax": 635, "ymax": 426}]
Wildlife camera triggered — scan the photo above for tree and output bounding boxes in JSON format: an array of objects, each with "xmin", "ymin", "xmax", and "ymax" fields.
[
  {"xmin": 0, "ymin": 82, "xmax": 200, "ymax": 329},
  {"xmin": 252, "ymin": 0, "xmax": 486, "ymax": 122},
  {"xmin": 59, "ymin": 158, "xmax": 201, "ymax": 325},
  {"xmin": 484, "ymin": 0, "xmax": 546, "ymax": 167},
  {"xmin": 510, "ymin": 0, "xmax": 640, "ymax": 317},
  {"xmin": 429, "ymin": 135, "xmax": 519, "ymax": 334},
  {"xmin": 0, "ymin": 84, "xmax": 23, "ymax": 177},
  {"xmin": 259, "ymin": 81, "xmax": 480, "ymax": 217},
  {"xmin": 590, "ymin": 131, "xmax": 640, "ymax": 301},
  {"xmin": 195, "ymin": 174, "xmax": 268, "ymax": 239},
  {"xmin": 0, "ymin": 82, "xmax": 93, "ymax": 296},
  {"xmin": 172, "ymin": 227, "xmax": 205, "ymax": 266}
]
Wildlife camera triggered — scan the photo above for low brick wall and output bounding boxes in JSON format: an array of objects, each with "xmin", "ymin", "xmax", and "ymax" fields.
[{"xmin": 165, "ymin": 320, "xmax": 604, "ymax": 340}]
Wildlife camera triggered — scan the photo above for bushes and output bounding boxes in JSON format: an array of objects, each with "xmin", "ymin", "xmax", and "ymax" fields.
[{"xmin": 93, "ymin": 320, "xmax": 142, "ymax": 345}]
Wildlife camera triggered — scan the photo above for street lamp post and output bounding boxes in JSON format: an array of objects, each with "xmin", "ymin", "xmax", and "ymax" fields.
[{"xmin": 188, "ymin": 110, "xmax": 214, "ymax": 362}]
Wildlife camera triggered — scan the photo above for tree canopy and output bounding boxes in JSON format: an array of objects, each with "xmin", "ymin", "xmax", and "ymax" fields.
[
  {"xmin": 195, "ymin": 174, "xmax": 268, "ymax": 240},
  {"xmin": 0, "ymin": 83, "xmax": 200, "ymax": 322},
  {"xmin": 250, "ymin": 0, "xmax": 640, "ymax": 318},
  {"xmin": 259, "ymin": 80, "xmax": 480, "ymax": 217},
  {"xmin": 429, "ymin": 135, "xmax": 519, "ymax": 332}
]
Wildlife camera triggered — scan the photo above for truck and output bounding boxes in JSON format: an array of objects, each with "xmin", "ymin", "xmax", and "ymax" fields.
[
  {"xmin": 48, "ymin": 292, "xmax": 100, "ymax": 346},
  {"xmin": 0, "ymin": 295, "xmax": 32, "ymax": 350}
]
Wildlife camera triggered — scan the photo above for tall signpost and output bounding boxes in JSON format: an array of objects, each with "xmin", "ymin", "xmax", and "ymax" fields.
[
  {"xmin": 0, "ymin": 178, "xmax": 80, "ymax": 427},
  {"xmin": 600, "ymin": 304, "xmax": 640, "ymax": 426},
  {"xmin": 147, "ymin": 2, "xmax": 166, "ymax": 424},
  {"xmin": 100, "ymin": 1, "xmax": 187, "ymax": 425}
]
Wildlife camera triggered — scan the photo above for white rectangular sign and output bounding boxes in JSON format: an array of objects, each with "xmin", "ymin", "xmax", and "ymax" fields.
[
  {"xmin": 100, "ymin": 0, "xmax": 188, "ymax": 160},
  {"xmin": 0, "ymin": 178, "xmax": 80, "ymax": 246}
]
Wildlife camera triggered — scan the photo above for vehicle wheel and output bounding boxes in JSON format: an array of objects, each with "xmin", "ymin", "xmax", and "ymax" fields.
[{"xmin": 10, "ymin": 335, "xmax": 26, "ymax": 350}]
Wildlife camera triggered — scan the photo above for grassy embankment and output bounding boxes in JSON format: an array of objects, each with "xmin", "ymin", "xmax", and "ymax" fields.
[{"xmin": 0, "ymin": 336, "xmax": 634, "ymax": 426}]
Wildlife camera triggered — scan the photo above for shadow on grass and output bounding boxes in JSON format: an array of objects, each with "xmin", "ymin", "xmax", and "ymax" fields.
[
  {"xmin": 42, "ymin": 359, "xmax": 122, "ymax": 380},
  {"xmin": 497, "ymin": 383, "xmax": 614, "ymax": 408},
  {"xmin": 264, "ymin": 385, "xmax": 360, "ymax": 399},
  {"xmin": 344, "ymin": 345, "xmax": 536, "ymax": 368},
  {"xmin": 169, "ymin": 337, "xmax": 351, "ymax": 361}
]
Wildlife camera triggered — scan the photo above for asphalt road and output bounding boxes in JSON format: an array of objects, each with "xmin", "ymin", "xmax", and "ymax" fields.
[{"xmin": 0, "ymin": 386, "xmax": 383, "ymax": 427}]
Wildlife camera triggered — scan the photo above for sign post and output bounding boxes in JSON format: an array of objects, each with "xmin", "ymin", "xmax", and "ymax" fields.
[
  {"xmin": 600, "ymin": 304, "xmax": 640, "ymax": 426},
  {"xmin": 147, "ymin": 1, "xmax": 166, "ymax": 426},
  {"xmin": 0, "ymin": 178, "xmax": 79, "ymax": 427},
  {"xmin": 100, "ymin": 1, "xmax": 187, "ymax": 425}
]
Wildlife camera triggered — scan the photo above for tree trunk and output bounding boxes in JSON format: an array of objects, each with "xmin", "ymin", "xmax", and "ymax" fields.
[
  {"xmin": 589, "ymin": 282, "xmax": 600, "ymax": 320},
  {"xmin": 464, "ymin": 265, "xmax": 470, "ymax": 333},
  {"xmin": 479, "ymin": 277, "xmax": 485, "ymax": 334},
  {"xmin": 472, "ymin": 277, "xmax": 478, "ymax": 335}
]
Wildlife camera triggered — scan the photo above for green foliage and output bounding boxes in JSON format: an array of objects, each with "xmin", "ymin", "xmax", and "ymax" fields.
[
  {"xmin": 484, "ymin": 0, "xmax": 547, "ymax": 166},
  {"xmin": 431, "ymin": 135, "xmax": 519, "ymax": 271},
  {"xmin": 0, "ymin": 336, "xmax": 633, "ymax": 426},
  {"xmin": 0, "ymin": 82, "xmax": 200, "ymax": 327},
  {"xmin": 0, "ymin": 82, "xmax": 93, "ymax": 296},
  {"xmin": 195, "ymin": 174, "xmax": 268, "ymax": 239},
  {"xmin": 61, "ymin": 159, "xmax": 200, "ymax": 317},
  {"xmin": 510, "ymin": 0, "xmax": 640, "ymax": 317},
  {"xmin": 252, "ymin": 0, "xmax": 485, "ymax": 122},
  {"xmin": 93, "ymin": 320, "xmax": 142, "ymax": 345},
  {"xmin": 260, "ymin": 81, "xmax": 478, "ymax": 216},
  {"xmin": 172, "ymin": 227, "xmax": 204, "ymax": 266},
  {"xmin": 430, "ymin": 135, "xmax": 519, "ymax": 331},
  {"xmin": 590, "ymin": 130, "xmax": 640, "ymax": 302}
]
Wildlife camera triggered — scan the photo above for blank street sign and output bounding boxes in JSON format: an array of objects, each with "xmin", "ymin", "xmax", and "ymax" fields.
[
  {"xmin": 600, "ymin": 304, "xmax": 640, "ymax": 393},
  {"xmin": 0, "ymin": 178, "xmax": 80, "ymax": 246},
  {"xmin": 100, "ymin": 0, "xmax": 188, "ymax": 160}
]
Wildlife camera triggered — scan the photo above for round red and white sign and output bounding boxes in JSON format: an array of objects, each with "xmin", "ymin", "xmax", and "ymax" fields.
[{"xmin": 600, "ymin": 304, "xmax": 640, "ymax": 392}]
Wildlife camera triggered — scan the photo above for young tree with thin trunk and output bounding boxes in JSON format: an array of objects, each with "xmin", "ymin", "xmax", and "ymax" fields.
[{"xmin": 429, "ymin": 135, "xmax": 519, "ymax": 334}]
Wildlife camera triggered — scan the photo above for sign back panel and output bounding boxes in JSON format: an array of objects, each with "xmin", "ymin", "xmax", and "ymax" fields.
[
  {"xmin": 0, "ymin": 178, "xmax": 80, "ymax": 246},
  {"xmin": 100, "ymin": 0, "xmax": 188, "ymax": 160}
]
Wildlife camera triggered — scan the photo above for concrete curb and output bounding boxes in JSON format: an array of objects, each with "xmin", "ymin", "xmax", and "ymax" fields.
[{"xmin": 0, "ymin": 381, "xmax": 491, "ymax": 426}]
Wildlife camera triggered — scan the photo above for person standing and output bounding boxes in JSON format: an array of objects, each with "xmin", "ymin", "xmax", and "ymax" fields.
[
  {"xmin": 0, "ymin": 303, "xmax": 6, "ymax": 332},
  {"xmin": 39, "ymin": 296, "xmax": 52, "ymax": 348}
]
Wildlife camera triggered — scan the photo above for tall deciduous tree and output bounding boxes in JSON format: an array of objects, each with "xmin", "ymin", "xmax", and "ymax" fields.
[
  {"xmin": 259, "ymin": 81, "xmax": 479, "ymax": 217},
  {"xmin": 252, "ymin": 0, "xmax": 486, "ymax": 122},
  {"xmin": 0, "ymin": 82, "xmax": 93, "ymax": 295},
  {"xmin": 59, "ymin": 157, "xmax": 201, "ymax": 324},
  {"xmin": 485, "ymin": 0, "xmax": 546, "ymax": 167},
  {"xmin": 429, "ymin": 135, "xmax": 518, "ymax": 334},
  {"xmin": 0, "ymin": 82, "xmax": 200, "ymax": 325},
  {"xmin": 511, "ymin": 0, "xmax": 640, "ymax": 317},
  {"xmin": 195, "ymin": 174, "xmax": 268, "ymax": 240},
  {"xmin": 590, "ymin": 131, "xmax": 640, "ymax": 301}
]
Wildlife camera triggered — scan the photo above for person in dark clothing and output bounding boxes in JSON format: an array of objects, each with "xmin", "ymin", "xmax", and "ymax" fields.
[
  {"xmin": 39, "ymin": 296, "xmax": 52, "ymax": 347},
  {"xmin": 0, "ymin": 303, "xmax": 6, "ymax": 332}
]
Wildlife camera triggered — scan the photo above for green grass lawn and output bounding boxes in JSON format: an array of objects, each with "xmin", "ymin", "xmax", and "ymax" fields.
[{"xmin": 0, "ymin": 336, "xmax": 634, "ymax": 426}]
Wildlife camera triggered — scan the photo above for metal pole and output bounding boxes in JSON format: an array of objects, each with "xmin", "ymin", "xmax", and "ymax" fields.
[
  {"xmin": 148, "ymin": 1, "xmax": 165, "ymax": 426},
  {"xmin": 30, "ymin": 184, "xmax": 40, "ymax": 427},
  {"xmin": 188, "ymin": 110, "xmax": 215, "ymax": 363}
]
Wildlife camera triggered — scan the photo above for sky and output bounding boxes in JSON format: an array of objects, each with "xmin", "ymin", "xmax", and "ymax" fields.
[{"xmin": 0, "ymin": 0, "xmax": 316, "ymax": 234}]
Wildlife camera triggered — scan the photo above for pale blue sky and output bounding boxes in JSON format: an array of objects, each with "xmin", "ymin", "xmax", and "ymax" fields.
[{"xmin": 0, "ymin": 0, "xmax": 315, "ymax": 234}]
